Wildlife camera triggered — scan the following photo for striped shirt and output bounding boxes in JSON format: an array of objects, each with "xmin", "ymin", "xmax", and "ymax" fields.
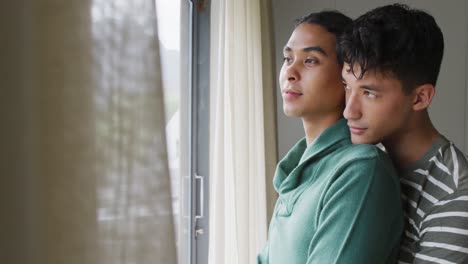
[{"xmin": 398, "ymin": 136, "xmax": 468, "ymax": 264}]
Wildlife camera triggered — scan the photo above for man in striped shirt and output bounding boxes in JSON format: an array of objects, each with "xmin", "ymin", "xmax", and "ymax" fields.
[{"xmin": 339, "ymin": 4, "xmax": 468, "ymax": 264}]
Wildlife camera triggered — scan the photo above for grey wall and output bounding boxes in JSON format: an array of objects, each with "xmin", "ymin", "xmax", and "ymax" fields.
[{"xmin": 272, "ymin": 0, "xmax": 468, "ymax": 158}]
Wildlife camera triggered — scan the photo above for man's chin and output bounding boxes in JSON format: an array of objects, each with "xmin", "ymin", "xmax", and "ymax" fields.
[
  {"xmin": 283, "ymin": 108, "xmax": 299, "ymax": 118},
  {"xmin": 350, "ymin": 135, "xmax": 377, "ymax": 145}
]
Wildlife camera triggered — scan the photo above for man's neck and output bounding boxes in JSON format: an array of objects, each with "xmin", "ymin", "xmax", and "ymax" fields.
[
  {"xmin": 302, "ymin": 113, "xmax": 342, "ymax": 146},
  {"xmin": 384, "ymin": 119, "xmax": 440, "ymax": 171}
]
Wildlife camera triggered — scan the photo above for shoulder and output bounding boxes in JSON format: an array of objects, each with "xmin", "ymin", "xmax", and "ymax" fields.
[
  {"xmin": 427, "ymin": 138, "xmax": 468, "ymax": 190},
  {"xmin": 320, "ymin": 144, "xmax": 401, "ymax": 211},
  {"xmin": 330, "ymin": 143, "xmax": 395, "ymax": 173},
  {"xmin": 429, "ymin": 189, "xmax": 468, "ymax": 213},
  {"xmin": 321, "ymin": 144, "xmax": 399, "ymax": 191}
]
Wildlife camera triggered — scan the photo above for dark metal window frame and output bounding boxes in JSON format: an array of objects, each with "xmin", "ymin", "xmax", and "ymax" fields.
[{"xmin": 189, "ymin": 0, "xmax": 210, "ymax": 263}]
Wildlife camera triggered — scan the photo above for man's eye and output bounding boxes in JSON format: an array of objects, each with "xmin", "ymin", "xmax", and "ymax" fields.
[
  {"xmin": 364, "ymin": 90, "xmax": 377, "ymax": 98},
  {"xmin": 283, "ymin": 57, "xmax": 292, "ymax": 63},
  {"xmin": 305, "ymin": 58, "xmax": 317, "ymax": 64}
]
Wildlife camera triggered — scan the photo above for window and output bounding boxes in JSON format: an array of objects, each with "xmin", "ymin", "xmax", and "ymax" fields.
[
  {"xmin": 157, "ymin": 0, "xmax": 210, "ymax": 263},
  {"xmin": 156, "ymin": 0, "xmax": 190, "ymax": 263},
  {"xmin": 158, "ymin": 0, "xmax": 210, "ymax": 262}
]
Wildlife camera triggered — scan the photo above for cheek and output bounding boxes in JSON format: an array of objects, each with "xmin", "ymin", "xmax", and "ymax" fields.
[
  {"xmin": 370, "ymin": 103, "xmax": 393, "ymax": 120},
  {"xmin": 391, "ymin": 105, "xmax": 411, "ymax": 126},
  {"xmin": 386, "ymin": 97, "xmax": 412, "ymax": 118},
  {"xmin": 278, "ymin": 65, "xmax": 289, "ymax": 83},
  {"xmin": 323, "ymin": 75, "xmax": 345, "ymax": 98},
  {"xmin": 367, "ymin": 101, "xmax": 407, "ymax": 131},
  {"xmin": 320, "ymin": 69, "xmax": 344, "ymax": 90}
]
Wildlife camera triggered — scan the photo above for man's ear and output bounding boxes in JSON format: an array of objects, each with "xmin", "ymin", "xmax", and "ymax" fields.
[{"xmin": 412, "ymin": 84, "xmax": 435, "ymax": 111}]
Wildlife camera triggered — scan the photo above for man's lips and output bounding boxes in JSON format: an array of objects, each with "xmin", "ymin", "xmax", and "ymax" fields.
[
  {"xmin": 348, "ymin": 125, "xmax": 367, "ymax": 135},
  {"xmin": 282, "ymin": 89, "xmax": 303, "ymax": 100}
]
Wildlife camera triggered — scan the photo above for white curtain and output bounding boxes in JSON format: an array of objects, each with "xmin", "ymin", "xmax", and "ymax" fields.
[
  {"xmin": 1, "ymin": 1, "xmax": 177, "ymax": 264},
  {"xmin": 209, "ymin": 0, "xmax": 277, "ymax": 263}
]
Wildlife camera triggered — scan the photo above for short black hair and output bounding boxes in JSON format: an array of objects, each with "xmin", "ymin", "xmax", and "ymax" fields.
[
  {"xmin": 295, "ymin": 11, "xmax": 352, "ymax": 65},
  {"xmin": 338, "ymin": 4, "xmax": 444, "ymax": 94}
]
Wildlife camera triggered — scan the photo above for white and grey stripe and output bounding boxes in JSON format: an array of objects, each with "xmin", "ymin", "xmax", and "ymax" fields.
[{"xmin": 398, "ymin": 137, "xmax": 468, "ymax": 264}]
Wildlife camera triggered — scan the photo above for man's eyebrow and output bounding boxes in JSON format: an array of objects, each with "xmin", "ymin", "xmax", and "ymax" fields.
[
  {"xmin": 360, "ymin": 84, "xmax": 382, "ymax": 91},
  {"xmin": 283, "ymin": 46, "xmax": 327, "ymax": 56},
  {"xmin": 303, "ymin": 46, "xmax": 327, "ymax": 56},
  {"xmin": 341, "ymin": 76, "xmax": 382, "ymax": 91}
]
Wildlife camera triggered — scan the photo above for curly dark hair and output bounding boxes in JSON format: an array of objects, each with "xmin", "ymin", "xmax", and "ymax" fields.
[
  {"xmin": 295, "ymin": 10, "xmax": 352, "ymax": 66},
  {"xmin": 338, "ymin": 4, "xmax": 444, "ymax": 94}
]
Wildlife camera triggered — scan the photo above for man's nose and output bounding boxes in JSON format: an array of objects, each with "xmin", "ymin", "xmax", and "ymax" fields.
[
  {"xmin": 284, "ymin": 63, "xmax": 300, "ymax": 82},
  {"xmin": 343, "ymin": 92, "xmax": 362, "ymax": 120}
]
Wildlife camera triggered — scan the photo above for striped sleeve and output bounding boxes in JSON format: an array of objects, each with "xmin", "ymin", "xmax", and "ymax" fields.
[
  {"xmin": 398, "ymin": 140, "xmax": 468, "ymax": 264},
  {"xmin": 412, "ymin": 191, "xmax": 468, "ymax": 264}
]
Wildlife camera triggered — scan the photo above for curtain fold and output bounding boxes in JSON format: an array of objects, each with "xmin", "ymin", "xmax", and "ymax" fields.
[
  {"xmin": 1, "ymin": 1, "xmax": 177, "ymax": 264},
  {"xmin": 259, "ymin": 0, "xmax": 279, "ymax": 224},
  {"xmin": 209, "ymin": 0, "xmax": 277, "ymax": 263}
]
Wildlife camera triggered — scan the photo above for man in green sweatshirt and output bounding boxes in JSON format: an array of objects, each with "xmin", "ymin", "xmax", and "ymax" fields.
[{"xmin": 257, "ymin": 10, "xmax": 403, "ymax": 264}]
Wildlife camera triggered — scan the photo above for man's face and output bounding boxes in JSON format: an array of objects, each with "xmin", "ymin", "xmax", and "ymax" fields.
[
  {"xmin": 279, "ymin": 23, "xmax": 344, "ymax": 119},
  {"xmin": 341, "ymin": 64, "xmax": 414, "ymax": 145}
]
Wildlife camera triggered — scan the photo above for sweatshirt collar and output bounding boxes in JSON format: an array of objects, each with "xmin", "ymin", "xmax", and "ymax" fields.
[{"xmin": 274, "ymin": 118, "xmax": 350, "ymax": 194}]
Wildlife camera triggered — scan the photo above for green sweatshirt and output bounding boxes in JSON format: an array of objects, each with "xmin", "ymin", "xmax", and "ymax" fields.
[{"xmin": 258, "ymin": 119, "xmax": 403, "ymax": 264}]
